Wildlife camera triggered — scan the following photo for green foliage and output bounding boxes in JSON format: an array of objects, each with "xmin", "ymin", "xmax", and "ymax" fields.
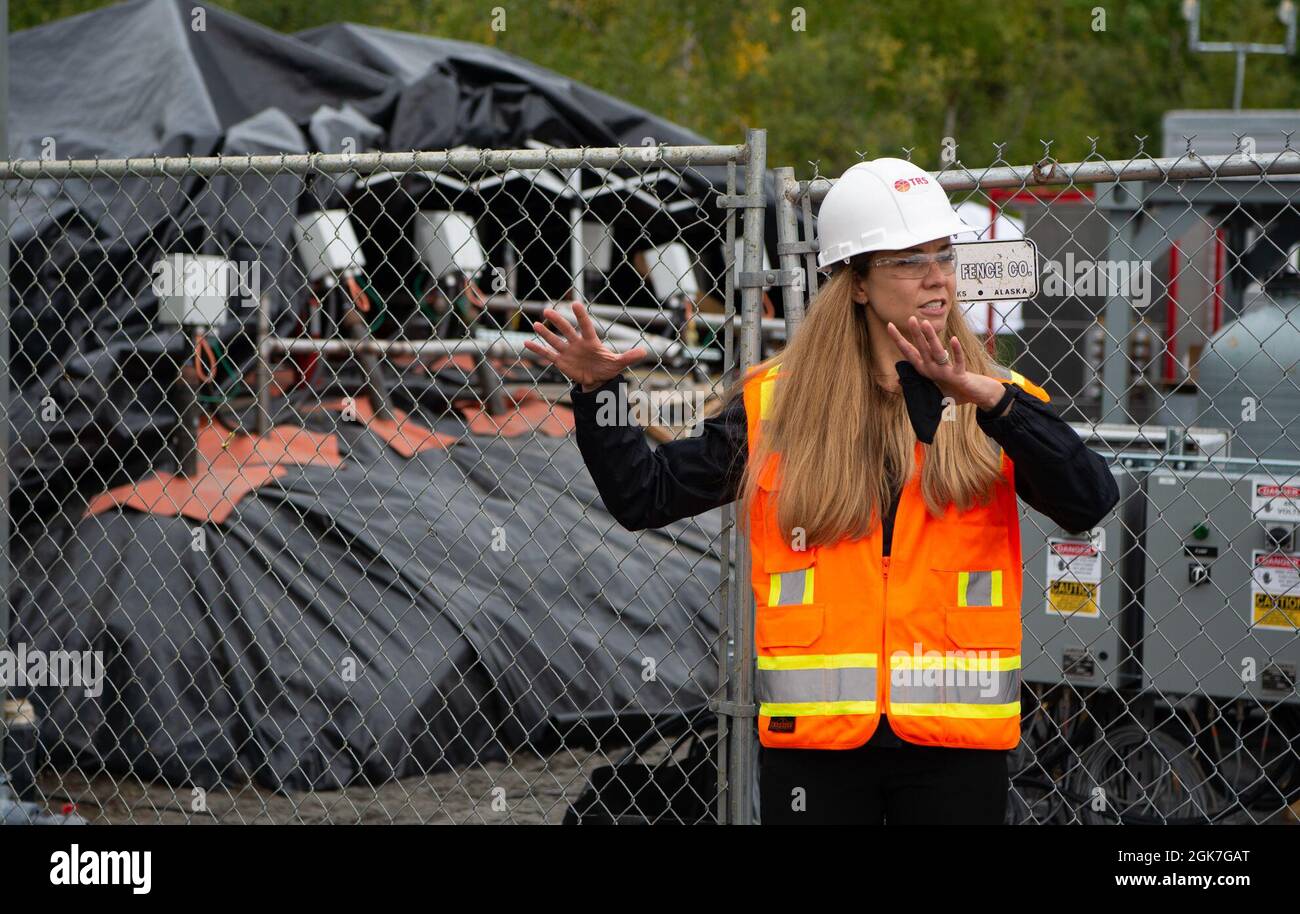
[{"xmin": 11, "ymin": 0, "xmax": 1300, "ymax": 176}]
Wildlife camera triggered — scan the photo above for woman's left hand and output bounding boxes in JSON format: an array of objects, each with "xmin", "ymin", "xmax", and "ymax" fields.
[{"xmin": 886, "ymin": 316, "xmax": 1005, "ymax": 410}]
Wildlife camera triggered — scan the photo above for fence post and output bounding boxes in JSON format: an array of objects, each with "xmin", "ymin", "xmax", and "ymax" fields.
[
  {"xmin": 714, "ymin": 157, "xmax": 739, "ymax": 825},
  {"xmin": 0, "ymin": 0, "xmax": 12, "ymax": 807},
  {"xmin": 773, "ymin": 167, "xmax": 807, "ymax": 336},
  {"xmin": 1096, "ymin": 183, "xmax": 1139, "ymax": 425},
  {"xmin": 724, "ymin": 126, "xmax": 766, "ymax": 825}
]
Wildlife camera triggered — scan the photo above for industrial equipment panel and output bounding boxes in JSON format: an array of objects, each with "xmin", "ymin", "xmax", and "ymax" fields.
[
  {"xmin": 1019, "ymin": 466, "xmax": 1137, "ymax": 691},
  {"xmin": 1142, "ymin": 466, "xmax": 1300, "ymax": 705}
]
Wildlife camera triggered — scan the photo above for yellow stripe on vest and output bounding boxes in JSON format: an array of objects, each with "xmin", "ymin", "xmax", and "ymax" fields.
[
  {"xmin": 758, "ymin": 653, "xmax": 878, "ymax": 670},
  {"xmin": 759, "ymin": 378, "xmax": 775, "ymax": 420},
  {"xmin": 760, "ymin": 700, "xmax": 877, "ymax": 717},
  {"xmin": 758, "ymin": 364, "xmax": 782, "ymax": 420},
  {"xmin": 887, "ymin": 701, "xmax": 1020, "ymax": 719},
  {"xmin": 889, "ymin": 653, "xmax": 1021, "ymax": 671}
]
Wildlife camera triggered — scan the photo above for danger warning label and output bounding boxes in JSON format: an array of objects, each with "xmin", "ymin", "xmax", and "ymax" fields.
[
  {"xmin": 1249, "ymin": 475, "xmax": 1300, "ymax": 524},
  {"xmin": 1046, "ymin": 535, "xmax": 1102, "ymax": 617},
  {"xmin": 1251, "ymin": 550, "xmax": 1300, "ymax": 631}
]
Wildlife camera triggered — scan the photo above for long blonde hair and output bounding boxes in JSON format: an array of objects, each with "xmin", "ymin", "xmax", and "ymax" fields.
[{"xmin": 720, "ymin": 255, "xmax": 1005, "ymax": 547}]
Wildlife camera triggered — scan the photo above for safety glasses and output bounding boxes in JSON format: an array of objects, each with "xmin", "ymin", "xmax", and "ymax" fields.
[{"xmin": 870, "ymin": 249, "xmax": 956, "ymax": 278}]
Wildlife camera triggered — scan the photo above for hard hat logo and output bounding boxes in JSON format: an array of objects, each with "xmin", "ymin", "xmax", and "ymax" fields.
[{"xmin": 816, "ymin": 158, "xmax": 971, "ymax": 270}]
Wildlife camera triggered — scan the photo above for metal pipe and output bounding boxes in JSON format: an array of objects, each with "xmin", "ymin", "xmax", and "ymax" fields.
[
  {"xmin": 568, "ymin": 168, "xmax": 584, "ymax": 301},
  {"xmin": 773, "ymin": 166, "xmax": 806, "ymax": 336},
  {"xmin": 800, "ymin": 192, "xmax": 820, "ymax": 300},
  {"xmin": 0, "ymin": 0, "xmax": 11, "ymax": 805},
  {"xmin": 1099, "ymin": 190, "xmax": 1138, "ymax": 425},
  {"xmin": 0, "ymin": 143, "xmax": 748, "ymax": 181},
  {"xmin": 255, "ymin": 289, "xmax": 271, "ymax": 435},
  {"xmin": 1070, "ymin": 423, "xmax": 1230, "ymax": 455},
  {"xmin": 730, "ymin": 126, "xmax": 766, "ymax": 826},
  {"xmin": 797, "ymin": 150, "xmax": 1300, "ymax": 201},
  {"xmin": 169, "ymin": 362, "xmax": 200, "ymax": 477},
  {"xmin": 264, "ymin": 331, "xmax": 696, "ymax": 371},
  {"xmin": 487, "ymin": 298, "xmax": 690, "ymax": 363},
  {"xmin": 341, "ymin": 307, "xmax": 394, "ymax": 421},
  {"xmin": 476, "ymin": 294, "xmax": 789, "ymax": 336},
  {"xmin": 1212, "ymin": 228, "xmax": 1226, "ymax": 333},
  {"xmin": 263, "ymin": 337, "xmax": 528, "ymax": 358},
  {"xmin": 1164, "ymin": 242, "xmax": 1182, "ymax": 384},
  {"xmin": 474, "ymin": 358, "xmax": 510, "ymax": 417},
  {"xmin": 715, "ymin": 157, "xmax": 740, "ymax": 826}
]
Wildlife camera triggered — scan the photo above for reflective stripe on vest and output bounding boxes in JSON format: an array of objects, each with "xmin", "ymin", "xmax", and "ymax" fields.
[
  {"xmin": 958, "ymin": 570, "xmax": 1002, "ymax": 606},
  {"xmin": 757, "ymin": 653, "xmax": 878, "ymax": 717},
  {"xmin": 769, "ymin": 566, "xmax": 814, "ymax": 605},
  {"xmin": 888, "ymin": 652, "xmax": 1020, "ymax": 718},
  {"xmin": 758, "ymin": 364, "xmax": 781, "ymax": 421}
]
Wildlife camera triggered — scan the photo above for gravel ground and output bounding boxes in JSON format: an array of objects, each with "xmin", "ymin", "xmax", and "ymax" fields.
[{"xmin": 30, "ymin": 750, "xmax": 614, "ymax": 824}]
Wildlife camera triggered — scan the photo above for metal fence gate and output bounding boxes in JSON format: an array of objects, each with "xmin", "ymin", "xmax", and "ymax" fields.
[{"xmin": 4, "ymin": 128, "xmax": 1300, "ymax": 823}]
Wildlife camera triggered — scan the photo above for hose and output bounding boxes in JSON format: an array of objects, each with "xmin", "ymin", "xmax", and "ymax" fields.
[
  {"xmin": 192, "ymin": 331, "xmax": 217, "ymax": 384},
  {"xmin": 1063, "ymin": 725, "xmax": 1224, "ymax": 824}
]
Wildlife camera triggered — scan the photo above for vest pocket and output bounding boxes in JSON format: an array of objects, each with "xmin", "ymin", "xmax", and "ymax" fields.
[
  {"xmin": 931, "ymin": 568, "xmax": 1021, "ymax": 650},
  {"xmin": 756, "ymin": 603, "xmax": 825, "ymax": 648},
  {"xmin": 755, "ymin": 501, "xmax": 817, "ymax": 587},
  {"xmin": 762, "ymin": 537, "xmax": 815, "ymax": 574},
  {"xmin": 944, "ymin": 606, "xmax": 1021, "ymax": 650},
  {"xmin": 753, "ymin": 451, "xmax": 818, "ymax": 604}
]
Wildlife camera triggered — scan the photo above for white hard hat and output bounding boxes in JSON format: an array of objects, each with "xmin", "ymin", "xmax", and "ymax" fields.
[{"xmin": 816, "ymin": 157, "xmax": 971, "ymax": 270}]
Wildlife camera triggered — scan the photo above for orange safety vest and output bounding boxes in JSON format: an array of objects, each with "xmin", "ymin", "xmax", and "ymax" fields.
[{"xmin": 742, "ymin": 362, "xmax": 1051, "ymax": 751}]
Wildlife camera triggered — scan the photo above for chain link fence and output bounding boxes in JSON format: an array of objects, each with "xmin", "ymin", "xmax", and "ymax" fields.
[
  {"xmin": 4, "ymin": 128, "xmax": 1300, "ymax": 823},
  {"xmin": 763, "ymin": 141, "xmax": 1300, "ymax": 824},
  {"xmin": 0, "ymin": 137, "xmax": 769, "ymax": 823}
]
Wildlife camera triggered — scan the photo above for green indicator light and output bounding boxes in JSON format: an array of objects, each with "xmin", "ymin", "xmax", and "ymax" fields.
[{"xmin": 1192, "ymin": 523, "xmax": 1209, "ymax": 541}]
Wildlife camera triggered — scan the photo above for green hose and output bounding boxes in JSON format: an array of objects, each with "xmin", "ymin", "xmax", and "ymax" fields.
[
  {"xmin": 208, "ymin": 337, "xmax": 243, "ymax": 384},
  {"xmin": 361, "ymin": 278, "xmax": 387, "ymax": 333}
]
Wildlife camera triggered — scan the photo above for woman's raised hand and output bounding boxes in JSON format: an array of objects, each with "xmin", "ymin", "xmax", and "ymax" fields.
[
  {"xmin": 524, "ymin": 300, "xmax": 647, "ymax": 391},
  {"xmin": 886, "ymin": 316, "xmax": 1004, "ymax": 410}
]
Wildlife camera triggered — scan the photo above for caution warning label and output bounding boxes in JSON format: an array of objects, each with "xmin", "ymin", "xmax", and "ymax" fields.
[
  {"xmin": 1046, "ymin": 535, "xmax": 1102, "ymax": 617},
  {"xmin": 1251, "ymin": 550, "xmax": 1300, "ymax": 631}
]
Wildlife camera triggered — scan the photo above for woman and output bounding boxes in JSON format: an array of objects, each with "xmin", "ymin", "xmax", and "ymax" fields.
[{"xmin": 525, "ymin": 158, "xmax": 1119, "ymax": 825}]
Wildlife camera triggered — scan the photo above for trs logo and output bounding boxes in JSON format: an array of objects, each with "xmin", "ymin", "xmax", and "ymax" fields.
[{"xmin": 893, "ymin": 176, "xmax": 929, "ymax": 192}]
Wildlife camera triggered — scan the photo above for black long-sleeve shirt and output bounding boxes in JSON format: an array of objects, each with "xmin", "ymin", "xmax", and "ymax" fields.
[{"xmin": 570, "ymin": 372, "xmax": 1120, "ymax": 747}]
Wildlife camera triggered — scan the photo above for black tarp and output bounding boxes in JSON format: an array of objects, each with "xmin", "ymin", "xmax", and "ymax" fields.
[
  {"xmin": 5, "ymin": 0, "xmax": 738, "ymax": 790},
  {"xmin": 13, "ymin": 409, "xmax": 723, "ymax": 790},
  {"xmin": 7, "ymin": 0, "xmax": 781, "ymax": 526}
]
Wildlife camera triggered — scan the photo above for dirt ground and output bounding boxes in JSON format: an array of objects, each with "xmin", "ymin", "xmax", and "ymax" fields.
[{"xmin": 30, "ymin": 750, "xmax": 615, "ymax": 824}]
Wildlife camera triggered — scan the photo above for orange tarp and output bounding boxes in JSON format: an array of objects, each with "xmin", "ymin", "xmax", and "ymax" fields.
[
  {"xmin": 307, "ymin": 396, "xmax": 458, "ymax": 457},
  {"xmin": 460, "ymin": 388, "xmax": 575, "ymax": 437},
  {"xmin": 84, "ymin": 419, "xmax": 342, "ymax": 524}
]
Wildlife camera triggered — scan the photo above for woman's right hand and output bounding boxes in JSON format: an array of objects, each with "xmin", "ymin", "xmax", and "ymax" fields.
[{"xmin": 523, "ymin": 300, "xmax": 647, "ymax": 392}]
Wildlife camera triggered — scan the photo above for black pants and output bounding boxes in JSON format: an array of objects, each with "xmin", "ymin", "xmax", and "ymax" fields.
[{"xmin": 759, "ymin": 741, "xmax": 1011, "ymax": 824}]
